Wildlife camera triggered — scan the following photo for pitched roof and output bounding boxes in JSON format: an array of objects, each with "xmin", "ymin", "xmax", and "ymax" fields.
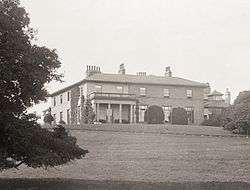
[
  {"xmin": 204, "ymin": 100, "xmax": 228, "ymax": 108},
  {"xmin": 208, "ymin": 90, "xmax": 224, "ymax": 97},
  {"xmin": 85, "ymin": 73, "xmax": 208, "ymax": 87},
  {"xmin": 49, "ymin": 73, "xmax": 208, "ymax": 97}
]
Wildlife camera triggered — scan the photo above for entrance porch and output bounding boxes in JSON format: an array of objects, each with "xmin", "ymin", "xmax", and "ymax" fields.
[{"xmin": 95, "ymin": 103, "xmax": 135, "ymax": 123}]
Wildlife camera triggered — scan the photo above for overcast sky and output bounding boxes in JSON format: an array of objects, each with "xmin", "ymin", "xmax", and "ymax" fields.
[{"xmin": 21, "ymin": 0, "xmax": 250, "ymax": 113}]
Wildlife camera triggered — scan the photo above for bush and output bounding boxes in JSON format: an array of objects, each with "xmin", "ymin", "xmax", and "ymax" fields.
[
  {"xmin": 144, "ymin": 105, "xmax": 164, "ymax": 124},
  {"xmin": 58, "ymin": 120, "xmax": 66, "ymax": 125},
  {"xmin": 172, "ymin": 107, "xmax": 188, "ymax": 125},
  {"xmin": 43, "ymin": 113, "xmax": 54, "ymax": 125},
  {"xmin": 201, "ymin": 114, "xmax": 222, "ymax": 127},
  {"xmin": 221, "ymin": 91, "xmax": 250, "ymax": 135},
  {"xmin": 223, "ymin": 121, "xmax": 237, "ymax": 131}
]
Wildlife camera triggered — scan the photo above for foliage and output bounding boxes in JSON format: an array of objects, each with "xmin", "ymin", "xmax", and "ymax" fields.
[
  {"xmin": 0, "ymin": 0, "xmax": 88, "ymax": 170},
  {"xmin": 43, "ymin": 110, "xmax": 54, "ymax": 125},
  {"xmin": 222, "ymin": 91, "xmax": 250, "ymax": 135},
  {"xmin": 81, "ymin": 98, "xmax": 95, "ymax": 124},
  {"xmin": 144, "ymin": 105, "xmax": 164, "ymax": 124},
  {"xmin": 172, "ymin": 107, "xmax": 188, "ymax": 125},
  {"xmin": 58, "ymin": 120, "xmax": 66, "ymax": 125},
  {"xmin": 201, "ymin": 114, "xmax": 222, "ymax": 127}
]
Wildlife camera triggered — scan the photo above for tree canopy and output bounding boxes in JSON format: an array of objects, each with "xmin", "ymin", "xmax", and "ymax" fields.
[
  {"xmin": 223, "ymin": 91, "xmax": 250, "ymax": 134},
  {"xmin": 0, "ymin": 0, "xmax": 88, "ymax": 170}
]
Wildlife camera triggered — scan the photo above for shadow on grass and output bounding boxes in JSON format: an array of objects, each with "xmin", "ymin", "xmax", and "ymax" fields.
[{"xmin": 0, "ymin": 178, "xmax": 249, "ymax": 190}]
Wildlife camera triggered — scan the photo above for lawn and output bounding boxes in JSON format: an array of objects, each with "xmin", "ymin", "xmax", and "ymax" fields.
[{"xmin": 0, "ymin": 125, "xmax": 249, "ymax": 184}]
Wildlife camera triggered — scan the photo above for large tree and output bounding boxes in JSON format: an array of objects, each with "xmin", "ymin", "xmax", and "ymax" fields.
[
  {"xmin": 223, "ymin": 91, "xmax": 250, "ymax": 135},
  {"xmin": 0, "ymin": 0, "xmax": 88, "ymax": 170}
]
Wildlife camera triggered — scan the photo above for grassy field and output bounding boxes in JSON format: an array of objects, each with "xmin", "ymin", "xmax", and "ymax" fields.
[{"xmin": 0, "ymin": 125, "xmax": 249, "ymax": 184}]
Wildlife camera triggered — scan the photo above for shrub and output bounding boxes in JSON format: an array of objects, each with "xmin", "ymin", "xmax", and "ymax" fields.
[
  {"xmin": 172, "ymin": 107, "xmax": 188, "ymax": 125},
  {"xmin": 43, "ymin": 112, "xmax": 54, "ymax": 125},
  {"xmin": 144, "ymin": 105, "xmax": 164, "ymax": 124},
  {"xmin": 58, "ymin": 120, "xmax": 66, "ymax": 125},
  {"xmin": 201, "ymin": 114, "xmax": 222, "ymax": 127}
]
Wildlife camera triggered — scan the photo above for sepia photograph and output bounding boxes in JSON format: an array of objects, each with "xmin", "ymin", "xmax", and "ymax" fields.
[{"xmin": 0, "ymin": 0, "xmax": 250, "ymax": 189}]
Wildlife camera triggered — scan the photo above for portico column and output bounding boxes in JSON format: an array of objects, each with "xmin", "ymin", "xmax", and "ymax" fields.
[
  {"xmin": 119, "ymin": 104, "xmax": 122, "ymax": 123},
  {"xmin": 107, "ymin": 103, "xmax": 111, "ymax": 123},
  {"xmin": 96, "ymin": 103, "xmax": 100, "ymax": 122},
  {"xmin": 130, "ymin": 104, "xmax": 133, "ymax": 123}
]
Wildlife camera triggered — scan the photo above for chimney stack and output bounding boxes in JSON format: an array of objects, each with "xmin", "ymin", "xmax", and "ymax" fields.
[
  {"xmin": 165, "ymin": 66, "xmax": 172, "ymax": 77},
  {"xmin": 137, "ymin": 72, "xmax": 146, "ymax": 76},
  {"xmin": 118, "ymin": 63, "xmax": 126, "ymax": 74},
  {"xmin": 86, "ymin": 65, "xmax": 101, "ymax": 77},
  {"xmin": 225, "ymin": 88, "xmax": 231, "ymax": 106}
]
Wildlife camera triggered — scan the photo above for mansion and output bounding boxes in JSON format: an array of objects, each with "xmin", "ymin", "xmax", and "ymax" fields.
[{"xmin": 49, "ymin": 64, "xmax": 230, "ymax": 125}]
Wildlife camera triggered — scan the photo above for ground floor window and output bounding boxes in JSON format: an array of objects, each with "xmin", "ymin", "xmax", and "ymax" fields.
[
  {"xmin": 185, "ymin": 107, "xmax": 194, "ymax": 124},
  {"xmin": 163, "ymin": 106, "xmax": 172, "ymax": 123},
  {"xmin": 53, "ymin": 114, "xmax": 56, "ymax": 124},
  {"xmin": 67, "ymin": 109, "xmax": 71, "ymax": 124},
  {"xmin": 60, "ymin": 111, "xmax": 63, "ymax": 121},
  {"xmin": 139, "ymin": 105, "xmax": 148, "ymax": 122},
  {"xmin": 77, "ymin": 106, "xmax": 81, "ymax": 124}
]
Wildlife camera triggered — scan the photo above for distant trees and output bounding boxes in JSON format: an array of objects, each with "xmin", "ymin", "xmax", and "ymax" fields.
[
  {"xmin": 144, "ymin": 105, "xmax": 164, "ymax": 124},
  {"xmin": 223, "ymin": 91, "xmax": 250, "ymax": 135},
  {"xmin": 0, "ymin": 0, "xmax": 88, "ymax": 170}
]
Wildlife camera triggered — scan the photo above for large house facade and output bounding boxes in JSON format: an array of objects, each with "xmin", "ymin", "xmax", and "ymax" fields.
[{"xmin": 49, "ymin": 64, "xmax": 210, "ymax": 125}]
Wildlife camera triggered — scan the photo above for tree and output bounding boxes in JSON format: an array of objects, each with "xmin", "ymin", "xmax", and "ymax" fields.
[
  {"xmin": 172, "ymin": 107, "xmax": 188, "ymax": 125},
  {"xmin": 223, "ymin": 91, "xmax": 250, "ymax": 135},
  {"xmin": 81, "ymin": 98, "xmax": 95, "ymax": 124},
  {"xmin": 144, "ymin": 105, "xmax": 164, "ymax": 124},
  {"xmin": 0, "ymin": 0, "xmax": 88, "ymax": 170}
]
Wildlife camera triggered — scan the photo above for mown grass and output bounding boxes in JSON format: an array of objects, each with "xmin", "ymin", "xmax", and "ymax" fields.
[{"xmin": 0, "ymin": 125, "xmax": 249, "ymax": 189}]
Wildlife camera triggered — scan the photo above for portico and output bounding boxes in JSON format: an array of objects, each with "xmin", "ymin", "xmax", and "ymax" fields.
[{"xmin": 89, "ymin": 92, "xmax": 137, "ymax": 123}]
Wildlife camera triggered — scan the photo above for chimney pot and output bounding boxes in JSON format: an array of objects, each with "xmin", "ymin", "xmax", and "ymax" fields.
[
  {"xmin": 118, "ymin": 63, "xmax": 126, "ymax": 74},
  {"xmin": 165, "ymin": 66, "xmax": 172, "ymax": 77}
]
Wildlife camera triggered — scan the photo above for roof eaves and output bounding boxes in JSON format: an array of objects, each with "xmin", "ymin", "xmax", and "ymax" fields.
[{"xmin": 48, "ymin": 79, "xmax": 85, "ymax": 97}]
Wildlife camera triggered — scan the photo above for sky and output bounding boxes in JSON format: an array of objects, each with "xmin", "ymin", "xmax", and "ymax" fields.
[{"xmin": 20, "ymin": 0, "xmax": 250, "ymax": 114}]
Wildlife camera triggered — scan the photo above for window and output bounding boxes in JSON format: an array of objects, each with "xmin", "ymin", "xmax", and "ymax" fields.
[
  {"xmin": 95, "ymin": 85, "xmax": 102, "ymax": 92},
  {"xmin": 67, "ymin": 109, "xmax": 71, "ymax": 124},
  {"xmin": 60, "ymin": 94, "xmax": 63, "ymax": 104},
  {"xmin": 123, "ymin": 86, "xmax": 129, "ymax": 94},
  {"xmin": 59, "ymin": 111, "xmax": 63, "ymax": 121},
  {"xmin": 163, "ymin": 106, "xmax": 172, "ymax": 123},
  {"xmin": 139, "ymin": 105, "xmax": 148, "ymax": 122},
  {"xmin": 140, "ymin": 87, "xmax": 146, "ymax": 96},
  {"xmin": 53, "ymin": 114, "xmax": 56, "ymax": 123},
  {"xmin": 185, "ymin": 107, "xmax": 194, "ymax": 123},
  {"xmin": 53, "ymin": 97, "xmax": 56, "ymax": 106},
  {"xmin": 186, "ymin": 89, "xmax": 193, "ymax": 98},
  {"xmin": 67, "ymin": 91, "xmax": 70, "ymax": 101},
  {"xmin": 117, "ymin": 86, "xmax": 123, "ymax": 93},
  {"xmin": 164, "ymin": 89, "xmax": 170, "ymax": 97}
]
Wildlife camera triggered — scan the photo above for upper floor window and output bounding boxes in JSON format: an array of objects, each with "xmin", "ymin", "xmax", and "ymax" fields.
[
  {"xmin": 117, "ymin": 86, "xmax": 123, "ymax": 93},
  {"xmin": 140, "ymin": 87, "xmax": 146, "ymax": 96},
  {"xmin": 95, "ymin": 85, "xmax": 102, "ymax": 92},
  {"xmin": 53, "ymin": 97, "xmax": 56, "ymax": 106},
  {"xmin": 186, "ymin": 89, "xmax": 193, "ymax": 98},
  {"xmin": 60, "ymin": 94, "xmax": 63, "ymax": 104},
  {"xmin": 164, "ymin": 89, "xmax": 170, "ymax": 97},
  {"xmin": 123, "ymin": 86, "xmax": 129, "ymax": 94},
  {"xmin": 67, "ymin": 91, "xmax": 70, "ymax": 101}
]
